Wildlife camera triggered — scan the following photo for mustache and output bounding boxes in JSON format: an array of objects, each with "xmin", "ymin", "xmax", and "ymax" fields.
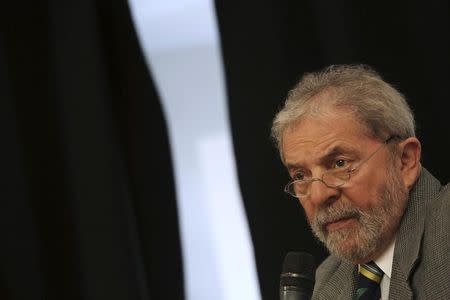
[{"xmin": 313, "ymin": 204, "xmax": 361, "ymax": 228}]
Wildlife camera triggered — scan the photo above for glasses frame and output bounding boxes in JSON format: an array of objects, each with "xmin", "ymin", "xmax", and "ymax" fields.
[{"xmin": 284, "ymin": 136, "xmax": 400, "ymax": 199}]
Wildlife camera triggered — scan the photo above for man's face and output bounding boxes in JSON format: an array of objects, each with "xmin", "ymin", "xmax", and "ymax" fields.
[{"xmin": 281, "ymin": 107, "xmax": 408, "ymax": 263}]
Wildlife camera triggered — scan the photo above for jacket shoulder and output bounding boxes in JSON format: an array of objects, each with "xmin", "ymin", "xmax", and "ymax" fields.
[
  {"xmin": 315, "ymin": 255, "xmax": 340, "ymax": 283},
  {"xmin": 312, "ymin": 255, "xmax": 357, "ymax": 300}
]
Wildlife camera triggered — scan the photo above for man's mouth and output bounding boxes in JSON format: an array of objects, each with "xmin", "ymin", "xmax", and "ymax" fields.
[{"xmin": 323, "ymin": 215, "xmax": 359, "ymax": 232}]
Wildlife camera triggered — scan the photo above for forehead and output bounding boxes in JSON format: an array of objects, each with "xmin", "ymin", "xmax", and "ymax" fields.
[{"xmin": 282, "ymin": 108, "xmax": 374, "ymax": 166}]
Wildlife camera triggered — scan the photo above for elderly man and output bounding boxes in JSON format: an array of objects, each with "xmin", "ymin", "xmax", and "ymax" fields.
[{"xmin": 271, "ymin": 65, "xmax": 450, "ymax": 299}]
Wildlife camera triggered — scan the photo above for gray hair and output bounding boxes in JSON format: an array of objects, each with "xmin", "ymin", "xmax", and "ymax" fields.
[{"xmin": 271, "ymin": 64, "xmax": 415, "ymax": 158}]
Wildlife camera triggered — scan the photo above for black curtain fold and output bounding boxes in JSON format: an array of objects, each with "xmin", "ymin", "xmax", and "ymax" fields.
[
  {"xmin": 1, "ymin": 1, "xmax": 184, "ymax": 299},
  {"xmin": 0, "ymin": 38, "xmax": 44, "ymax": 299}
]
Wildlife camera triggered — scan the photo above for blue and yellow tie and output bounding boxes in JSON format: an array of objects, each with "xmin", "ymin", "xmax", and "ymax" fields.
[{"xmin": 356, "ymin": 262, "xmax": 383, "ymax": 300}]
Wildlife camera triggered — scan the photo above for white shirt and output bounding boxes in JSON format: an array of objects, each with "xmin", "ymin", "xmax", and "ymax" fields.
[{"xmin": 374, "ymin": 237, "xmax": 396, "ymax": 300}]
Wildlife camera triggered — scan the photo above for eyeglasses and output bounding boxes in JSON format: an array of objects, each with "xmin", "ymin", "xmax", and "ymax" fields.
[{"xmin": 284, "ymin": 136, "xmax": 400, "ymax": 199}]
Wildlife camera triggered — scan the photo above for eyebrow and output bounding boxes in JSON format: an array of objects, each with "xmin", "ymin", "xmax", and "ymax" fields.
[
  {"xmin": 320, "ymin": 145, "xmax": 353, "ymax": 163},
  {"xmin": 286, "ymin": 144, "xmax": 359, "ymax": 171}
]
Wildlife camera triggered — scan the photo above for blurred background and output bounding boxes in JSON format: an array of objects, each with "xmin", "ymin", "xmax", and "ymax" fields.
[{"xmin": 1, "ymin": 0, "xmax": 449, "ymax": 299}]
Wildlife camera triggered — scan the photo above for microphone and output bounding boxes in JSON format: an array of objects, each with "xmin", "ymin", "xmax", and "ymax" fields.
[{"xmin": 280, "ymin": 251, "xmax": 316, "ymax": 300}]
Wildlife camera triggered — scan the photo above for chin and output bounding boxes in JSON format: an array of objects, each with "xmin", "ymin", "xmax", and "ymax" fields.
[
  {"xmin": 324, "ymin": 229, "xmax": 378, "ymax": 263},
  {"xmin": 330, "ymin": 244, "xmax": 373, "ymax": 264}
]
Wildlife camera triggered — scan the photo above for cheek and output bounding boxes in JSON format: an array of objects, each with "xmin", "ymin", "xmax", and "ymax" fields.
[{"xmin": 344, "ymin": 172, "xmax": 386, "ymax": 208}]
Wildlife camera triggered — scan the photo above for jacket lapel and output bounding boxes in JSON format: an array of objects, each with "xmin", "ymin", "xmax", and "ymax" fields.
[
  {"xmin": 388, "ymin": 168, "xmax": 441, "ymax": 299},
  {"xmin": 314, "ymin": 259, "xmax": 358, "ymax": 300}
]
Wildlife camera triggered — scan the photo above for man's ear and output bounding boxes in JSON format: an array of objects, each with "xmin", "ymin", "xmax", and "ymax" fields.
[{"xmin": 398, "ymin": 137, "xmax": 422, "ymax": 189}]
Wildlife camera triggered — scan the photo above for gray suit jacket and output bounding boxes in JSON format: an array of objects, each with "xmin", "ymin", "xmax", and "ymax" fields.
[{"xmin": 312, "ymin": 168, "xmax": 450, "ymax": 299}]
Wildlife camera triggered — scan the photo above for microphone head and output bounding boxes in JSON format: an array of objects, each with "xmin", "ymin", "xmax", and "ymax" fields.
[{"xmin": 280, "ymin": 251, "xmax": 315, "ymax": 291}]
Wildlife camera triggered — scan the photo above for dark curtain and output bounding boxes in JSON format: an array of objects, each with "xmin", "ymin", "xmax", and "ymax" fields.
[
  {"xmin": 215, "ymin": 1, "xmax": 450, "ymax": 299},
  {"xmin": 3, "ymin": 1, "xmax": 450, "ymax": 300},
  {"xmin": 1, "ymin": 1, "xmax": 184, "ymax": 299}
]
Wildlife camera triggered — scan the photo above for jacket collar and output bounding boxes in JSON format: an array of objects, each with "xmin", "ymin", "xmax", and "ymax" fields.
[{"xmin": 389, "ymin": 168, "xmax": 441, "ymax": 298}]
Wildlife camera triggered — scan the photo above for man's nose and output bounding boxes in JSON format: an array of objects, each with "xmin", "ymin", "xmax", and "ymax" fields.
[{"xmin": 308, "ymin": 179, "xmax": 339, "ymax": 207}]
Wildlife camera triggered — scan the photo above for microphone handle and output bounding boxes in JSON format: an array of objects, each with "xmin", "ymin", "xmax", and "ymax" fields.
[{"xmin": 280, "ymin": 288, "xmax": 312, "ymax": 300}]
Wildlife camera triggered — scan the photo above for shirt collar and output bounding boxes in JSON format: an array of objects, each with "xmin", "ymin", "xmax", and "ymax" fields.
[{"xmin": 374, "ymin": 236, "xmax": 396, "ymax": 278}]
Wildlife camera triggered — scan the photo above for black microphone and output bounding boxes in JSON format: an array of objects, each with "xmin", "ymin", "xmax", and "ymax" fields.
[{"xmin": 280, "ymin": 251, "xmax": 316, "ymax": 300}]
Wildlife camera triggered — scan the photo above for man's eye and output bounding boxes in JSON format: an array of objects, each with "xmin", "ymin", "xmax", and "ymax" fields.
[
  {"xmin": 334, "ymin": 159, "xmax": 348, "ymax": 168},
  {"xmin": 293, "ymin": 172, "xmax": 305, "ymax": 180}
]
